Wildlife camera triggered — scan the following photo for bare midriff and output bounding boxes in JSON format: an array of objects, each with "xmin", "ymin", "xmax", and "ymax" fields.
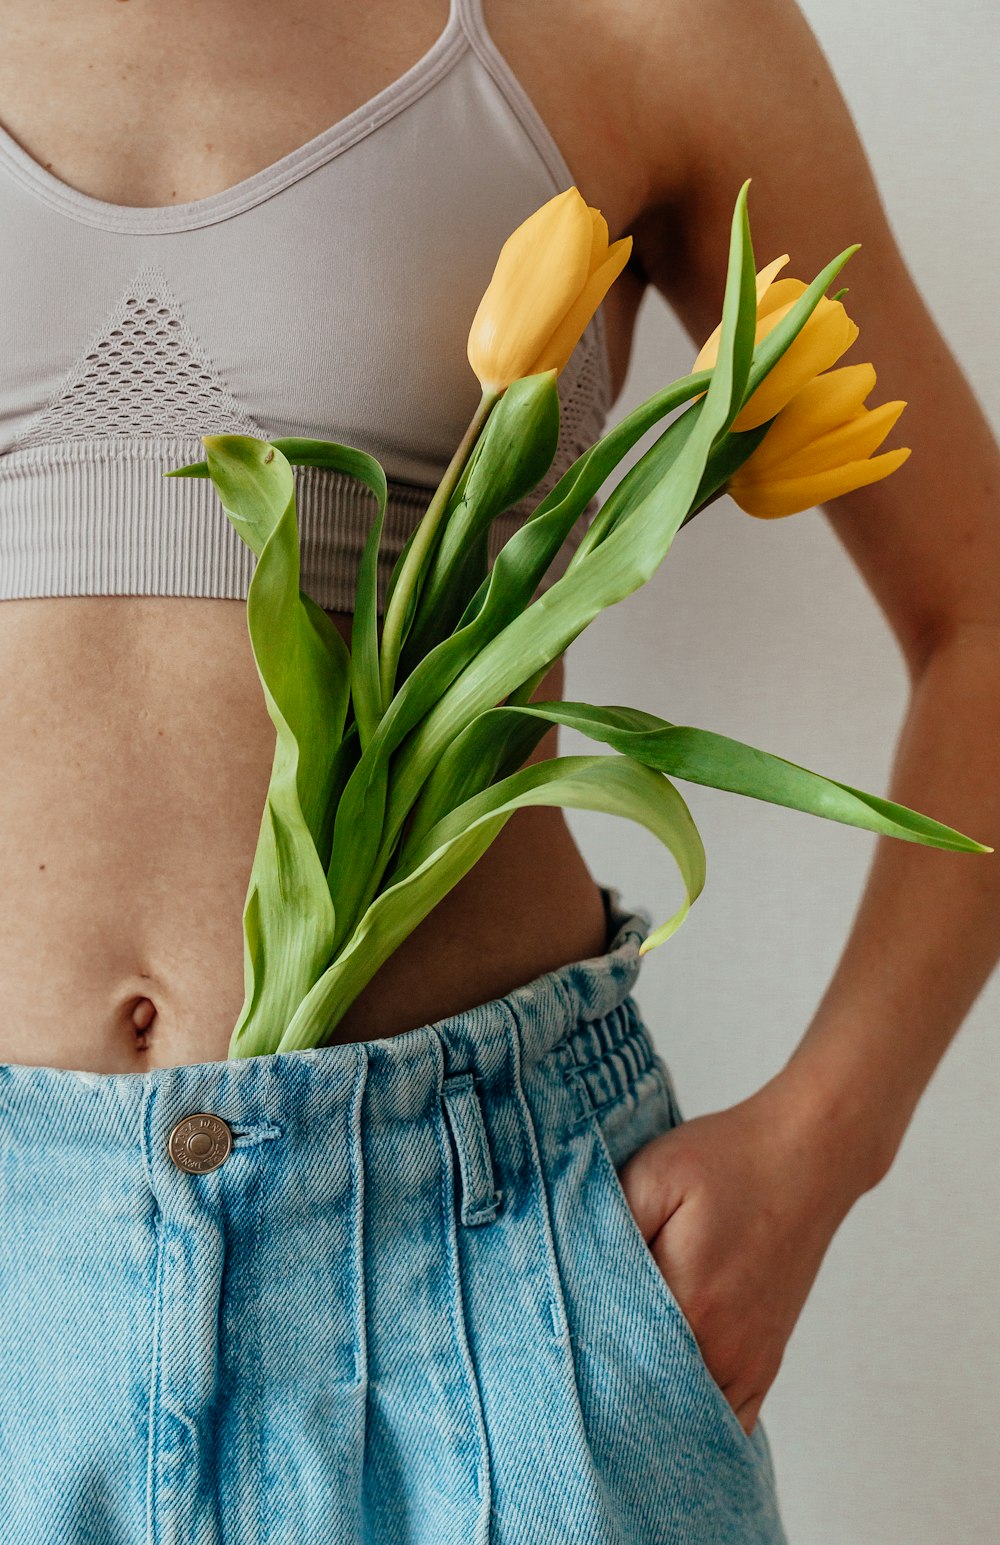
[
  {"xmin": 0, "ymin": 598, "xmax": 610, "ymax": 1070},
  {"xmin": 0, "ymin": 0, "xmax": 663, "ymax": 1072}
]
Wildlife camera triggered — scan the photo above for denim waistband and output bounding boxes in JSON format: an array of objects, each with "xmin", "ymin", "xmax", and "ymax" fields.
[
  {"xmin": 0, "ymin": 881, "xmax": 791, "ymax": 1545},
  {"xmin": 0, "ymin": 885, "xmax": 654, "ymax": 1155}
]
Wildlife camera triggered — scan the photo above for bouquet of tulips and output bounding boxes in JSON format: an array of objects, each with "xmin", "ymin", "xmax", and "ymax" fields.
[{"xmin": 167, "ymin": 178, "xmax": 990, "ymax": 1059}]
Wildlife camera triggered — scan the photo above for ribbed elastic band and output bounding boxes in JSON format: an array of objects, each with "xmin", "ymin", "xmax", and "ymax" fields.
[{"xmin": 0, "ymin": 434, "xmax": 597, "ymax": 613}]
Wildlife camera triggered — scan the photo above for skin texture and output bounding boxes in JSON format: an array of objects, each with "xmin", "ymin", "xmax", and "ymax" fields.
[{"xmin": 2, "ymin": 0, "xmax": 1000, "ymax": 1439}]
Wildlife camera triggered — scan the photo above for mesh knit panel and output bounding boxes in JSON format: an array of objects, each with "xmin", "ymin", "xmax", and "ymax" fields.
[
  {"xmin": 2, "ymin": 263, "xmax": 611, "ymax": 611},
  {"xmin": 12, "ymin": 263, "xmax": 267, "ymax": 449}
]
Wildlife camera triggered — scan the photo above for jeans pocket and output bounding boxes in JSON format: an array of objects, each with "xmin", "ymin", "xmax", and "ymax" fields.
[{"xmin": 571, "ymin": 1052, "xmax": 770, "ymax": 1470}]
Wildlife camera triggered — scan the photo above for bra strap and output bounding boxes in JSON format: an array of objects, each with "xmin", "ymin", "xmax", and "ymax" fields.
[
  {"xmin": 453, "ymin": 0, "xmax": 577, "ymax": 196},
  {"xmin": 454, "ymin": 0, "xmax": 491, "ymax": 45}
]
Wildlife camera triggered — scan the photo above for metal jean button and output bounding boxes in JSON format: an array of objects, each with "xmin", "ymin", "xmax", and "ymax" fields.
[{"xmin": 167, "ymin": 1112, "xmax": 233, "ymax": 1173}]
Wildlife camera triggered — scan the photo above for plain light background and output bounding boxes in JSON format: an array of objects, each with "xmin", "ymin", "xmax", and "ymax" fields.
[{"xmin": 559, "ymin": 3, "xmax": 1000, "ymax": 1541}]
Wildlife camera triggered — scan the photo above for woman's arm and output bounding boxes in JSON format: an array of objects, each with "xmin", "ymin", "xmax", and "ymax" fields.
[{"xmin": 615, "ymin": 0, "xmax": 1000, "ymax": 1433}]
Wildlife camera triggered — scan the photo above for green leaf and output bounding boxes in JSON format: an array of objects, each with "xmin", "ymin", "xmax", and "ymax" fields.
[
  {"xmin": 196, "ymin": 434, "xmax": 354, "ymax": 1057},
  {"xmin": 270, "ymin": 437, "xmax": 390, "ymax": 753},
  {"xmin": 323, "ymin": 369, "xmax": 719, "ymax": 950},
  {"xmin": 399, "ymin": 370, "xmax": 561, "ymax": 669},
  {"xmin": 378, "ymin": 389, "xmax": 501, "ymax": 709},
  {"xmin": 406, "ymin": 698, "xmax": 992, "ymax": 856},
  {"xmin": 163, "ymin": 460, "xmax": 210, "ymax": 477},
  {"xmin": 684, "ymin": 417, "xmax": 776, "ymax": 522},
  {"xmin": 397, "ymin": 707, "xmax": 551, "ymax": 863},
  {"xmin": 565, "ymin": 394, "xmax": 707, "ymax": 570},
  {"xmin": 383, "ymin": 512, "xmax": 424, "ymax": 618},
  {"xmin": 276, "ymin": 754, "xmax": 706, "ymax": 1050}
]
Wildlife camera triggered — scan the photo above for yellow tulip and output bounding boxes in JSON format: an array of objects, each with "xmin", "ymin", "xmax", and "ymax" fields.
[
  {"xmin": 694, "ymin": 254, "xmax": 860, "ymax": 430},
  {"xmin": 728, "ymin": 361, "xmax": 911, "ymax": 518},
  {"xmin": 467, "ymin": 186, "xmax": 632, "ymax": 392}
]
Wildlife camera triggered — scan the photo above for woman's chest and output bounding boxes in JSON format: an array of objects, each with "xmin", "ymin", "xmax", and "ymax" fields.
[
  {"xmin": 0, "ymin": 0, "xmax": 667, "ymax": 225},
  {"xmin": 0, "ymin": 0, "xmax": 684, "ymax": 405}
]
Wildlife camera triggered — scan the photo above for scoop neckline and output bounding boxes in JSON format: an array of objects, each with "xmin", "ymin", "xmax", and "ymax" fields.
[{"xmin": 0, "ymin": 3, "xmax": 467, "ymax": 234}]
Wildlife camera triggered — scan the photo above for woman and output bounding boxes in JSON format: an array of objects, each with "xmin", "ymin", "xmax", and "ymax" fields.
[{"xmin": 1, "ymin": 0, "xmax": 997, "ymax": 1540}]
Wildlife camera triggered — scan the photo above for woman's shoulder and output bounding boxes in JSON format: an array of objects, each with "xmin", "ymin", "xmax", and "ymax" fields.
[
  {"xmin": 487, "ymin": 0, "xmax": 886, "ymax": 353},
  {"xmin": 482, "ymin": 0, "xmax": 826, "ymax": 218},
  {"xmin": 480, "ymin": 0, "xmax": 693, "ymax": 232}
]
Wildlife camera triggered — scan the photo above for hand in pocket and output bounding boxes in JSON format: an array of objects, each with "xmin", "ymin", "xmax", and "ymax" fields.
[{"xmin": 616, "ymin": 1074, "xmax": 877, "ymax": 1436}]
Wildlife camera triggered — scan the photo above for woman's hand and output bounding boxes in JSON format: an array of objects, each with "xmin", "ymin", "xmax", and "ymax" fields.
[{"xmin": 617, "ymin": 1071, "xmax": 886, "ymax": 1436}]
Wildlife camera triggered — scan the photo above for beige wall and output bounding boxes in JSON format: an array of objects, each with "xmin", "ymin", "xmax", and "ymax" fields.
[{"xmin": 561, "ymin": 3, "xmax": 1000, "ymax": 1539}]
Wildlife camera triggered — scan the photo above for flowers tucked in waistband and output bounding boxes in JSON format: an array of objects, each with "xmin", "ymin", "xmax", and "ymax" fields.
[{"xmin": 165, "ymin": 179, "xmax": 989, "ymax": 1058}]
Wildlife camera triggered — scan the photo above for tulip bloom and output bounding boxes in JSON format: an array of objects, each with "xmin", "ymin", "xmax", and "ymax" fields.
[
  {"xmin": 467, "ymin": 186, "xmax": 632, "ymax": 392},
  {"xmin": 695, "ymin": 254, "xmax": 860, "ymax": 430},
  {"xmin": 727, "ymin": 361, "xmax": 910, "ymax": 518}
]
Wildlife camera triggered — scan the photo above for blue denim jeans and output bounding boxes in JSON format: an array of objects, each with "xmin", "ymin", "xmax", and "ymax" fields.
[{"xmin": 0, "ymin": 885, "xmax": 789, "ymax": 1544}]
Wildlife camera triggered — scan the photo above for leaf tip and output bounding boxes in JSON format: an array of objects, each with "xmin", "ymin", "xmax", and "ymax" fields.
[{"xmin": 163, "ymin": 460, "xmax": 209, "ymax": 478}]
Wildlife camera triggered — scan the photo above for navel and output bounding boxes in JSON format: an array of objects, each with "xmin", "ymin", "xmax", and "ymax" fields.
[{"xmin": 130, "ymin": 995, "xmax": 157, "ymax": 1052}]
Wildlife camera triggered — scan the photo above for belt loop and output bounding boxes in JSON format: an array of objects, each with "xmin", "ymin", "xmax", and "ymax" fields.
[{"xmin": 440, "ymin": 1072, "xmax": 503, "ymax": 1227}]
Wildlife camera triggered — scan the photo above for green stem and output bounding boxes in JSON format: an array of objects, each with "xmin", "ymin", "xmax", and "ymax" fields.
[{"xmin": 378, "ymin": 386, "xmax": 501, "ymax": 706}]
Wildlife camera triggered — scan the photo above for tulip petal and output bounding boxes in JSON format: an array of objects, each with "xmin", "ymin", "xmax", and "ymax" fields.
[
  {"xmin": 755, "ymin": 254, "xmax": 791, "ymax": 304},
  {"xmin": 775, "ymin": 399, "xmax": 907, "ymax": 479},
  {"xmin": 692, "ymin": 330, "xmax": 720, "ymax": 374},
  {"xmin": 755, "ymin": 275, "xmax": 806, "ymax": 319},
  {"xmin": 467, "ymin": 187, "xmax": 595, "ymax": 389},
  {"xmin": 731, "ymin": 445, "xmax": 912, "ymax": 518},
  {"xmin": 743, "ymin": 363, "xmax": 879, "ymax": 473},
  {"xmin": 531, "ymin": 234, "xmax": 633, "ymax": 376},
  {"xmin": 588, "ymin": 205, "xmax": 611, "ymax": 268},
  {"xmin": 694, "ymin": 255, "xmax": 793, "ymax": 372},
  {"xmin": 732, "ymin": 298, "xmax": 860, "ymax": 429}
]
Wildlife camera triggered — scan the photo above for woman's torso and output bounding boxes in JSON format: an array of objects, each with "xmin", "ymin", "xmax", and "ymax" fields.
[{"xmin": 0, "ymin": 0, "xmax": 684, "ymax": 1072}]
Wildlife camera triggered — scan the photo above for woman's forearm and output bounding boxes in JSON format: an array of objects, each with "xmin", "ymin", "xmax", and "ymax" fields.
[{"xmin": 769, "ymin": 623, "xmax": 1000, "ymax": 1197}]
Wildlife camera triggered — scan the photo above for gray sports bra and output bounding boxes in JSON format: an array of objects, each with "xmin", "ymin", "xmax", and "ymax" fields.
[{"xmin": 0, "ymin": 0, "xmax": 614, "ymax": 613}]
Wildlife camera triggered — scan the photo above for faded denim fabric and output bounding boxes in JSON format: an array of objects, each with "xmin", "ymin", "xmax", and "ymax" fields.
[{"xmin": 0, "ymin": 886, "xmax": 789, "ymax": 1544}]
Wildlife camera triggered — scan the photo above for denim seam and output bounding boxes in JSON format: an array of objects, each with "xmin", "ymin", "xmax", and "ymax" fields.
[
  {"xmin": 349, "ymin": 1044, "xmax": 369, "ymax": 1388},
  {"xmin": 586, "ymin": 1103, "xmax": 687, "ymax": 1313},
  {"xmin": 251, "ymin": 1117, "xmax": 266, "ymax": 1545},
  {"xmin": 431, "ymin": 1052, "xmax": 491, "ymax": 1518},
  {"xmin": 557, "ymin": 1047, "xmax": 598, "ymax": 1134},
  {"xmin": 517, "ymin": 1033, "xmax": 616, "ymax": 1484},
  {"xmin": 500, "ymin": 1006, "xmax": 571, "ymax": 1347},
  {"xmin": 139, "ymin": 1072, "xmax": 156, "ymax": 1195},
  {"xmin": 140, "ymin": 1079, "xmax": 160, "ymax": 1543},
  {"xmin": 147, "ymin": 1217, "xmax": 166, "ymax": 1539}
]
